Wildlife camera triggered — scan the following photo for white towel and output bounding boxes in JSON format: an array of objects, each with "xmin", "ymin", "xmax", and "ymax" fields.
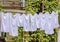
[
  {"xmin": 40, "ymin": 13, "xmax": 46, "ymax": 30},
  {"xmin": 54, "ymin": 11, "xmax": 59, "ymax": 28},
  {"xmin": 1, "ymin": 12, "xmax": 10, "ymax": 32},
  {"xmin": 30, "ymin": 14, "xmax": 37, "ymax": 31},
  {"xmin": 34, "ymin": 13, "xmax": 40, "ymax": 28},
  {"xmin": 51, "ymin": 11, "xmax": 59, "ymax": 28},
  {"xmin": 22, "ymin": 14, "xmax": 30, "ymax": 32},
  {"xmin": 45, "ymin": 12, "xmax": 54, "ymax": 34},
  {"xmin": 9, "ymin": 13, "xmax": 19, "ymax": 36}
]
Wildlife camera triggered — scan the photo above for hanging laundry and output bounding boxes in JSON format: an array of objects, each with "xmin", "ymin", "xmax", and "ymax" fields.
[
  {"xmin": 19, "ymin": 14, "xmax": 25, "ymax": 27},
  {"xmin": 54, "ymin": 11, "xmax": 59, "ymax": 28},
  {"xmin": 51, "ymin": 11, "xmax": 59, "ymax": 29},
  {"xmin": 22, "ymin": 14, "xmax": 27, "ymax": 31},
  {"xmin": 1, "ymin": 12, "xmax": 10, "ymax": 32},
  {"xmin": 18, "ymin": 14, "xmax": 24, "ymax": 27},
  {"xmin": 45, "ymin": 12, "xmax": 54, "ymax": 34},
  {"xmin": 0, "ymin": 11, "xmax": 59, "ymax": 35},
  {"xmin": 28, "ymin": 14, "xmax": 32, "ymax": 31},
  {"xmin": 30, "ymin": 14, "xmax": 37, "ymax": 31},
  {"xmin": 39, "ymin": 13, "xmax": 46, "ymax": 30},
  {"xmin": 34, "ymin": 13, "xmax": 40, "ymax": 29},
  {"xmin": 23, "ymin": 14, "xmax": 30, "ymax": 32},
  {"xmin": 50, "ymin": 11, "xmax": 55, "ymax": 29},
  {"xmin": 9, "ymin": 13, "xmax": 20, "ymax": 36}
]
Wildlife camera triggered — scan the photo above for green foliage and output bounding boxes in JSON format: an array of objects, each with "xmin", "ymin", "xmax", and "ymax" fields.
[
  {"xmin": 25, "ymin": 0, "xmax": 58, "ymax": 14},
  {"xmin": 44, "ymin": 0, "xmax": 58, "ymax": 12},
  {"xmin": 0, "ymin": 3, "xmax": 3, "ymax": 11},
  {"xmin": 25, "ymin": 0, "xmax": 41, "ymax": 14},
  {"xmin": 29, "ymin": 28, "xmax": 58, "ymax": 42}
]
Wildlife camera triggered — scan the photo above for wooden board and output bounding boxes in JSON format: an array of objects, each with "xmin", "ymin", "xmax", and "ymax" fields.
[{"xmin": 2, "ymin": 6, "xmax": 24, "ymax": 10}]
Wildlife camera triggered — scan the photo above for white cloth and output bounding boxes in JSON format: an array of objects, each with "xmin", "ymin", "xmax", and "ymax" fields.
[
  {"xmin": 9, "ymin": 13, "xmax": 19, "ymax": 36},
  {"xmin": 54, "ymin": 11, "xmax": 59, "ymax": 28},
  {"xmin": 34, "ymin": 13, "xmax": 40, "ymax": 28},
  {"xmin": 39, "ymin": 13, "xmax": 46, "ymax": 30},
  {"xmin": 1, "ymin": 12, "xmax": 10, "ymax": 32},
  {"xmin": 0, "ymin": 11, "xmax": 58, "ymax": 35},
  {"xmin": 45, "ymin": 12, "xmax": 54, "ymax": 34},
  {"xmin": 23, "ymin": 14, "xmax": 30, "ymax": 32},
  {"xmin": 51, "ymin": 11, "xmax": 55, "ymax": 29},
  {"xmin": 18, "ymin": 14, "xmax": 24, "ymax": 27},
  {"xmin": 30, "ymin": 14, "xmax": 37, "ymax": 31},
  {"xmin": 51, "ymin": 11, "xmax": 59, "ymax": 29}
]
